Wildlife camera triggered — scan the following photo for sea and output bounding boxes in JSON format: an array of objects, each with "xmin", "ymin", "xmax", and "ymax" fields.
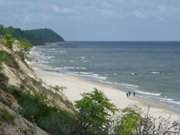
[{"xmin": 32, "ymin": 41, "xmax": 180, "ymax": 112}]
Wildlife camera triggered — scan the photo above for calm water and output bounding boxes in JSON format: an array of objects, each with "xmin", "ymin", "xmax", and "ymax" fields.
[{"xmin": 33, "ymin": 41, "xmax": 180, "ymax": 110}]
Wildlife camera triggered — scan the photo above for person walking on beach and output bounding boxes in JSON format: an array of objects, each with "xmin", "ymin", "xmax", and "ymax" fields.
[
  {"xmin": 133, "ymin": 91, "xmax": 136, "ymax": 96},
  {"xmin": 126, "ymin": 92, "xmax": 129, "ymax": 97}
]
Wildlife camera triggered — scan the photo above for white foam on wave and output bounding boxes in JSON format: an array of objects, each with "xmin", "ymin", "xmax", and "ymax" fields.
[
  {"xmin": 78, "ymin": 72, "xmax": 108, "ymax": 81},
  {"xmin": 78, "ymin": 72, "xmax": 93, "ymax": 75},
  {"xmin": 80, "ymin": 56, "xmax": 89, "ymax": 63},
  {"xmin": 135, "ymin": 90, "xmax": 161, "ymax": 96},
  {"xmin": 130, "ymin": 72, "xmax": 137, "ymax": 76},
  {"xmin": 48, "ymin": 48, "xmax": 56, "ymax": 51},
  {"xmin": 151, "ymin": 71, "xmax": 161, "ymax": 74},
  {"xmin": 82, "ymin": 60, "xmax": 89, "ymax": 63},
  {"xmin": 52, "ymin": 66, "xmax": 87, "ymax": 71},
  {"xmin": 118, "ymin": 83, "xmax": 139, "ymax": 89},
  {"xmin": 160, "ymin": 97, "xmax": 180, "ymax": 105},
  {"xmin": 59, "ymin": 50, "xmax": 67, "ymax": 54},
  {"xmin": 167, "ymin": 100, "xmax": 180, "ymax": 105},
  {"xmin": 41, "ymin": 56, "xmax": 54, "ymax": 60},
  {"xmin": 90, "ymin": 74, "xmax": 108, "ymax": 80},
  {"xmin": 80, "ymin": 56, "xmax": 86, "ymax": 60}
]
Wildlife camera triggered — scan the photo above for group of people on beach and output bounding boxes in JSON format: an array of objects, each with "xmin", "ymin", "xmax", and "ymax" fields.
[{"xmin": 126, "ymin": 91, "xmax": 136, "ymax": 97}]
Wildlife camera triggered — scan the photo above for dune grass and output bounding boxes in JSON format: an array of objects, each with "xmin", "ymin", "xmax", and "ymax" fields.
[
  {"xmin": 0, "ymin": 51, "xmax": 17, "ymax": 68},
  {"xmin": 0, "ymin": 108, "xmax": 15, "ymax": 125}
]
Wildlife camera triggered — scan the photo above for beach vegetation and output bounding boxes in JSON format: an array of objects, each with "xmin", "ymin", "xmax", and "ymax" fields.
[
  {"xmin": 75, "ymin": 88, "xmax": 117, "ymax": 135},
  {"xmin": 0, "ymin": 108, "xmax": 15, "ymax": 125},
  {"xmin": 1, "ymin": 33, "xmax": 14, "ymax": 49},
  {"xmin": 0, "ymin": 73, "xmax": 9, "ymax": 89},
  {"xmin": 7, "ymin": 86, "xmax": 76, "ymax": 135},
  {"xmin": 0, "ymin": 25, "xmax": 32, "ymax": 51},
  {"xmin": 134, "ymin": 111, "xmax": 180, "ymax": 135},
  {"xmin": 0, "ymin": 24, "xmax": 64, "ymax": 45},
  {"xmin": 18, "ymin": 38, "xmax": 32, "ymax": 52},
  {"xmin": 53, "ymin": 85, "xmax": 67, "ymax": 92},
  {"xmin": 114, "ymin": 107, "xmax": 142, "ymax": 135},
  {"xmin": 0, "ymin": 51, "xmax": 17, "ymax": 68}
]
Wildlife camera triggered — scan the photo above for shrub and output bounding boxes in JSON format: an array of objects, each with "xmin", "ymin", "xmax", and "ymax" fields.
[
  {"xmin": 8, "ymin": 86, "xmax": 76, "ymax": 135},
  {"xmin": 2, "ymin": 33, "xmax": 14, "ymax": 49},
  {"xmin": 114, "ymin": 107, "xmax": 142, "ymax": 135},
  {"xmin": 0, "ymin": 73, "xmax": 9, "ymax": 89},
  {"xmin": 19, "ymin": 38, "xmax": 32, "ymax": 51},
  {"xmin": 0, "ymin": 51, "xmax": 17, "ymax": 68},
  {"xmin": 0, "ymin": 108, "xmax": 15, "ymax": 125},
  {"xmin": 75, "ymin": 88, "xmax": 117, "ymax": 135}
]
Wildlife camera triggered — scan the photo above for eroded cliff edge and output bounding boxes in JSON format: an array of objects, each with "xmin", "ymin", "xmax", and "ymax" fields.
[{"xmin": 0, "ymin": 39, "xmax": 74, "ymax": 134}]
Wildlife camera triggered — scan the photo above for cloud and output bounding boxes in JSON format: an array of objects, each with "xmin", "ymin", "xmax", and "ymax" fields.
[
  {"xmin": 132, "ymin": 10, "xmax": 146, "ymax": 18},
  {"xmin": 50, "ymin": 4, "xmax": 80, "ymax": 16},
  {"xmin": 51, "ymin": 5, "xmax": 60, "ymax": 12},
  {"xmin": 0, "ymin": 0, "xmax": 180, "ymax": 40}
]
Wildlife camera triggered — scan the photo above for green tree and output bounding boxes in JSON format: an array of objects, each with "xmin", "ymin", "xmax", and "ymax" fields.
[
  {"xmin": 75, "ymin": 88, "xmax": 117, "ymax": 135},
  {"xmin": 114, "ymin": 107, "xmax": 142, "ymax": 135}
]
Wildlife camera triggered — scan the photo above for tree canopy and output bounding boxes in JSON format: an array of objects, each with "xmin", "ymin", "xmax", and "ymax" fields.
[
  {"xmin": 0, "ymin": 25, "xmax": 64, "ymax": 45},
  {"xmin": 75, "ymin": 88, "xmax": 117, "ymax": 135}
]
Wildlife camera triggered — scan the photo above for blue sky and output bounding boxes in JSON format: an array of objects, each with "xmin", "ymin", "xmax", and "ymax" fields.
[{"xmin": 0, "ymin": 0, "xmax": 180, "ymax": 41}]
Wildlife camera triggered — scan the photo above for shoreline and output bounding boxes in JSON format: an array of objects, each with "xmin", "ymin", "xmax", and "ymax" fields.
[{"xmin": 30, "ymin": 61, "xmax": 179, "ymax": 120}]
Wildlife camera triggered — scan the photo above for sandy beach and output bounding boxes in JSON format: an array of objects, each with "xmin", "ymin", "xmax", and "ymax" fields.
[{"xmin": 31, "ymin": 63, "xmax": 179, "ymax": 120}]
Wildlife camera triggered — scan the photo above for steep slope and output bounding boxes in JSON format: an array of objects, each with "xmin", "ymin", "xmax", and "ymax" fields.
[
  {"xmin": 0, "ymin": 102, "xmax": 49, "ymax": 135},
  {"xmin": 0, "ymin": 40, "xmax": 75, "ymax": 134}
]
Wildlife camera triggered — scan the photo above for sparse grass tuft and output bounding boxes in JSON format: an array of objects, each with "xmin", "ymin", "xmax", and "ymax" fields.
[
  {"xmin": 0, "ymin": 108, "xmax": 15, "ymax": 125},
  {"xmin": 0, "ymin": 51, "xmax": 18, "ymax": 68}
]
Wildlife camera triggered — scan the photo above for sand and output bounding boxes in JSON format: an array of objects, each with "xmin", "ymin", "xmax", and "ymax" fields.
[{"xmin": 30, "ymin": 63, "xmax": 180, "ymax": 121}]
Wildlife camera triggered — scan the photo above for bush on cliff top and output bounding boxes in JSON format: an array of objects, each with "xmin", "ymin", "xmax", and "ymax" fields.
[{"xmin": 0, "ymin": 51, "xmax": 18, "ymax": 68}]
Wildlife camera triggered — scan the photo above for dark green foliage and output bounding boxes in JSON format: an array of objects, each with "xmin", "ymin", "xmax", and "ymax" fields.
[
  {"xmin": 0, "ymin": 73, "xmax": 9, "ymax": 89},
  {"xmin": 8, "ymin": 86, "xmax": 76, "ymax": 135},
  {"xmin": 2, "ymin": 33, "xmax": 14, "ymax": 48},
  {"xmin": 0, "ymin": 26, "xmax": 14, "ymax": 48},
  {"xmin": 75, "ymin": 88, "xmax": 117, "ymax": 135},
  {"xmin": 114, "ymin": 107, "xmax": 142, "ymax": 135},
  {"xmin": 0, "ymin": 25, "xmax": 64, "ymax": 45},
  {"xmin": 23, "ymin": 28, "xmax": 64, "ymax": 45},
  {"xmin": 0, "ymin": 25, "xmax": 31, "ymax": 50},
  {"xmin": 0, "ymin": 108, "xmax": 15, "ymax": 125},
  {"xmin": 0, "ymin": 51, "xmax": 17, "ymax": 68},
  {"xmin": 18, "ymin": 38, "xmax": 32, "ymax": 51}
]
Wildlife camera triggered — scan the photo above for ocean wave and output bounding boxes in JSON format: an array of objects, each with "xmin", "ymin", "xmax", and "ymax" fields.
[
  {"xmin": 58, "ymin": 50, "xmax": 67, "ymax": 54},
  {"xmin": 47, "ymin": 48, "xmax": 57, "ymax": 52},
  {"xmin": 130, "ymin": 72, "xmax": 137, "ymax": 76},
  {"xmin": 52, "ymin": 66, "xmax": 87, "ymax": 71},
  {"xmin": 78, "ymin": 72, "xmax": 108, "ymax": 81},
  {"xmin": 135, "ymin": 90, "xmax": 161, "ymax": 96},
  {"xmin": 80, "ymin": 56, "xmax": 89, "ymax": 63},
  {"xmin": 42, "ymin": 56, "xmax": 54, "ymax": 60},
  {"xmin": 82, "ymin": 60, "xmax": 89, "ymax": 63},
  {"xmin": 151, "ymin": 71, "xmax": 161, "ymax": 74},
  {"xmin": 118, "ymin": 83, "xmax": 139, "ymax": 90},
  {"xmin": 167, "ymin": 100, "xmax": 180, "ymax": 105},
  {"xmin": 77, "ymin": 72, "xmax": 93, "ymax": 75},
  {"xmin": 160, "ymin": 97, "xmax": 180, "ymax": 105},
  {"xmin": 80, "ymin": 56, "xmax": 86, "ymax": 60}
]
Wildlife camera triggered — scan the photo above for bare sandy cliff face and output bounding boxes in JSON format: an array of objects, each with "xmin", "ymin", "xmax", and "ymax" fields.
[{"xmin": 0, "ymin": 41, "xmax": 74, "ymax": 135}]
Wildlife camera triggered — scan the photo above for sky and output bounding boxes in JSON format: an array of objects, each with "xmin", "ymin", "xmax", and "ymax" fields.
[{"xmin": 0, "ymin": 0, "xmax": 180, "ymax": 41}]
